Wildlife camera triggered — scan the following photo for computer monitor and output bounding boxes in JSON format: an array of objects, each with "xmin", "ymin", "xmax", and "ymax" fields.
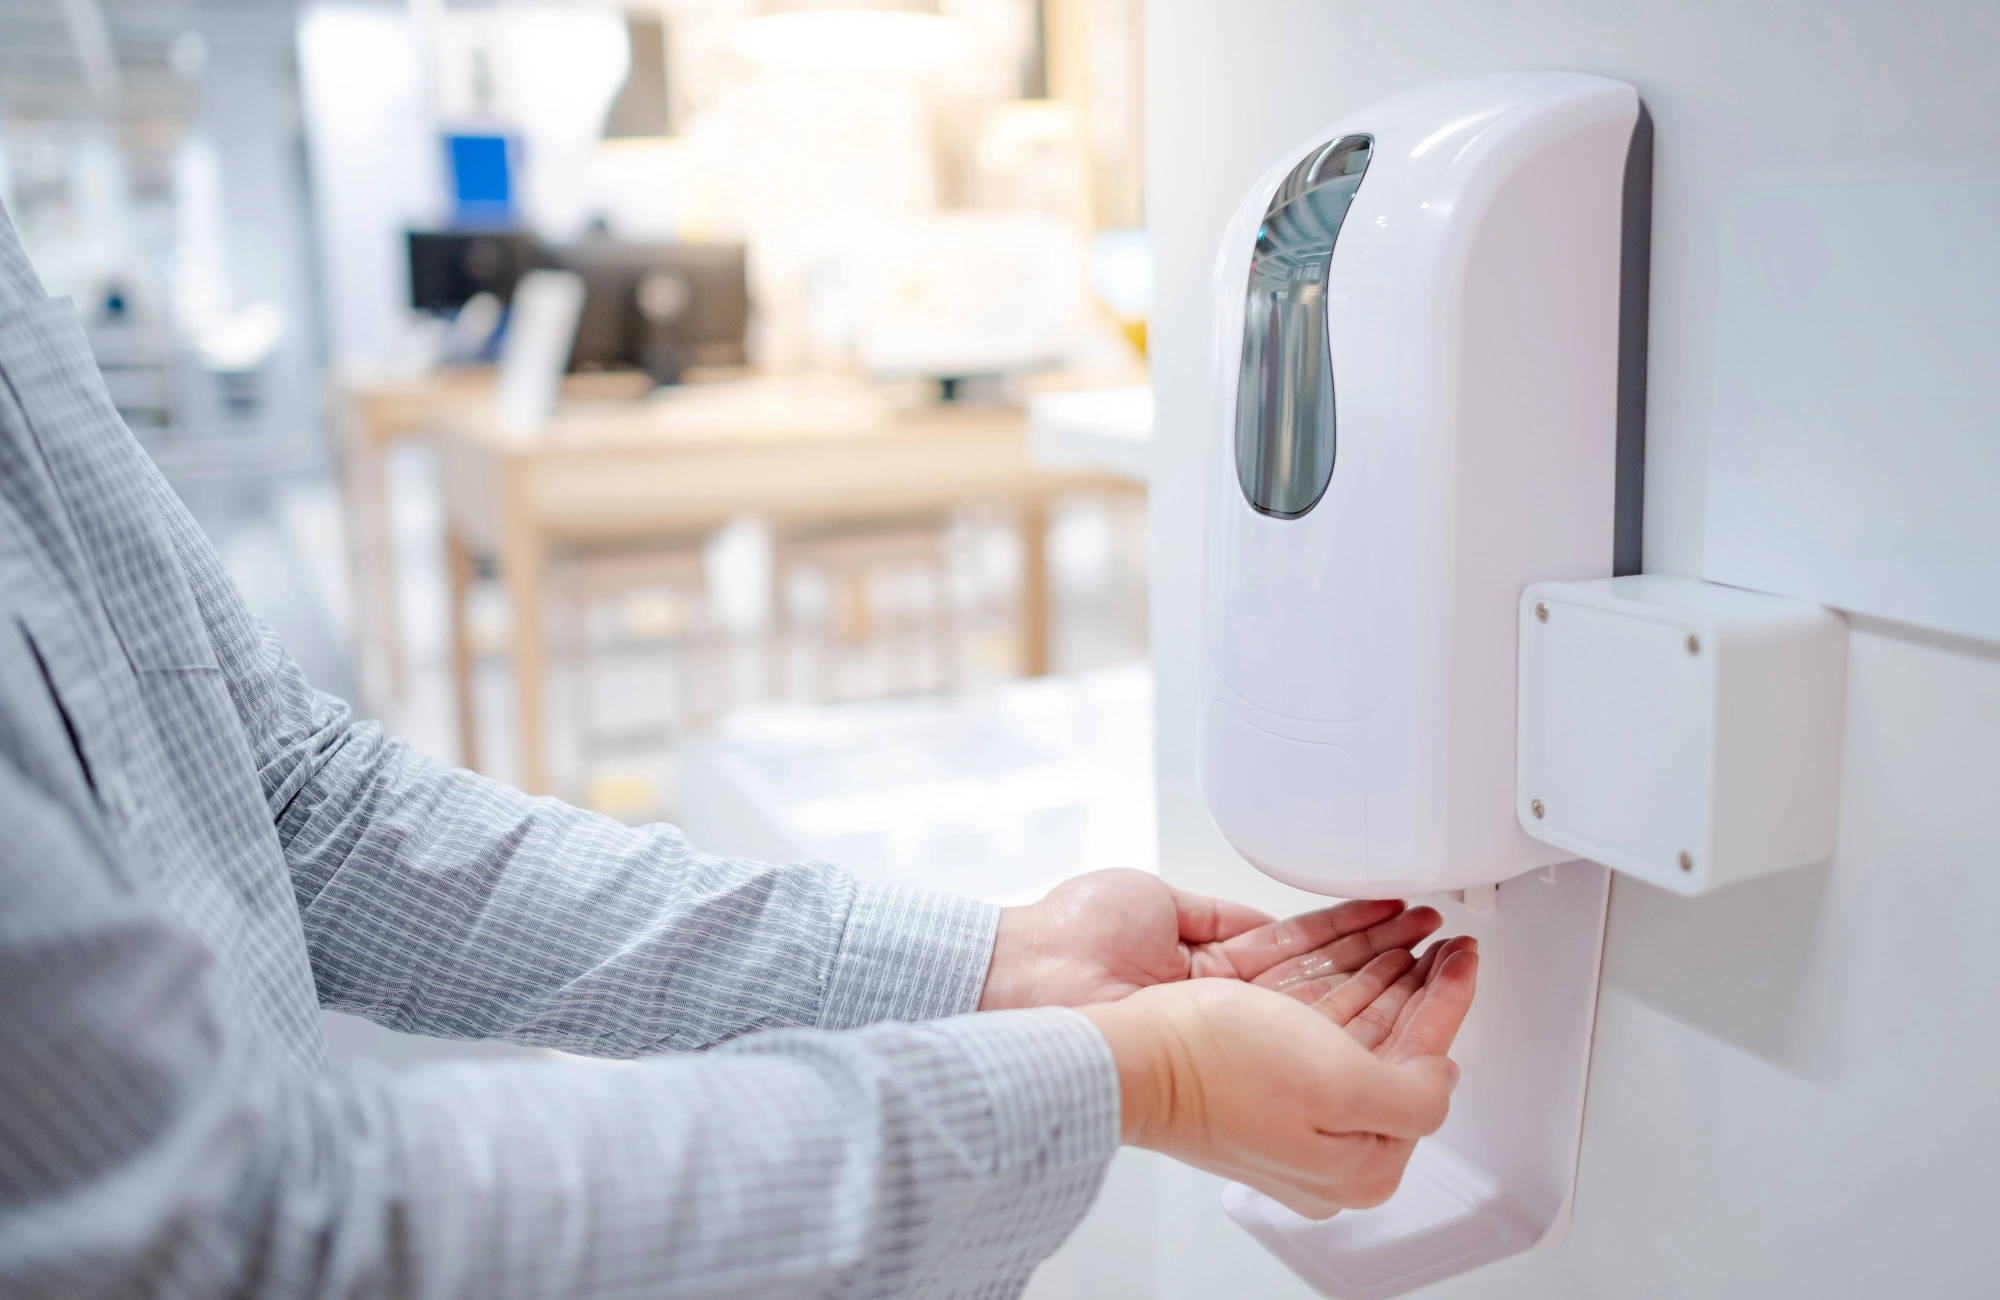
[
  {"xmin": 552, "ymin": 240, "xmax": 750, "ymax": 385},
  {"xmin": 406, "ymin": 230, "xmax": 544, "ymax": 314}
]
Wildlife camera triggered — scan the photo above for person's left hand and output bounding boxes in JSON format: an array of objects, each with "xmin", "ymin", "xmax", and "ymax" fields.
[
  {"xmin": 1310, "ymin": 934, "xmax": 1480, "ymax": 1065},
  {"xmin": 977, "ymin": 868, "xmax": 1442, "ymax": 1011}
]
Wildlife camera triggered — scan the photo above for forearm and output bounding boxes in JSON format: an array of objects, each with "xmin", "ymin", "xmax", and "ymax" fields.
[
  {"xmin": 366, "ymin": 1010, "xmax": 1118, "ymax": 1299},
  {"xmin": 7, "ymin": 972, "xmax": 1118, "ymax": 1299},
  {"xmin": 0, "ymin": 696, "xmax": 1117, "ymax": 1300},
  {"xmin": 281, "ymin": 704, "xmax": 998, "ymax": 1049},
  {"xmin": 157, "ymin": 466, "xmax": 996, "ymax": 1047}
]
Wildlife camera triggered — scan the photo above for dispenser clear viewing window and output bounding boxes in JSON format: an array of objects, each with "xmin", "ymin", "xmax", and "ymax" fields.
[{"xmin": 1235, "ymin": 135, "xmax": 1372, "ymax": 519}]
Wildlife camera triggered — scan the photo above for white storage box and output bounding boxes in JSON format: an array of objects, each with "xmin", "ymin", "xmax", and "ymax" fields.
[{"xmin": 1516, "ymin": 574, "xmax": 1847, "ymax": 895}]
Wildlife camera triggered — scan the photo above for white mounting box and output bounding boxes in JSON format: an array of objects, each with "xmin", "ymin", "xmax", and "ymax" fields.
[{"xmin": 1517, "ymin": 574, "xmax": 1848, "ymax": 895}]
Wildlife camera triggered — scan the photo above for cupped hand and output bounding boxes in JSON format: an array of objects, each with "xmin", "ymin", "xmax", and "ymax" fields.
[
  {"xmin": 978, "ymin": 870, "xmax": 1445, "ymax": 1012},
  {"xmin": 1213, "ymin": 899, "xmax": 1445, "ymax": 1003},
  {"xmin": 1079, "ymin": 979, "xmax": 1458, "ymax": 1220},
  {"xmin": 1314, "ymin": 934, "xmax": 1481, "ymax": 1064},
  {"xmin": 979, "ymin": 868, "xmax": 1273, "ymax": 1010}
]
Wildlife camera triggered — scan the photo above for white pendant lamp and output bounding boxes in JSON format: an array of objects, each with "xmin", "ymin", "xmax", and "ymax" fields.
[{"xmin": 732, "ymin": 0, "xmax": 974, "ymax": 71}]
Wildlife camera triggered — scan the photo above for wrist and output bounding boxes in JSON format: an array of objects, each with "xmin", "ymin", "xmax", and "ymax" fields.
[
  {"xmin": 1078, "ymin": 993, "xmax": 1173, "ymax": 1147},
  {"xmin": 978, "ymin": 905, "xmax": 1036, "ymax": 1011}
]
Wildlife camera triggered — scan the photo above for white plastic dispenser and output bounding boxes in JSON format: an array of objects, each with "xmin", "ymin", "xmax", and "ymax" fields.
[
  {"xmin": 1200, "ymin": 71, "xmax": 1651, "ymax": 897},
  {"xmin": 1199, "ymin": 72, "xmax": 1653, "ymax": 1297}
]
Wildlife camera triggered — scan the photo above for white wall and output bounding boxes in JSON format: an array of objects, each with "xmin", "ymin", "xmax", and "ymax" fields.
[
  {"xmin": 295, "ymin": 4, "xmax": 632, "ymax": 372},
  {"xmin": 1144, "ymin": 2, "xmax": 2000, "ymax": 1295},
  {"xmin": 195, "ymin": 9, "xmax": 320, "ymax": 437},
  {"xmin": 296, "ymin": 4, "xmax": 437, "ymax": 374}
]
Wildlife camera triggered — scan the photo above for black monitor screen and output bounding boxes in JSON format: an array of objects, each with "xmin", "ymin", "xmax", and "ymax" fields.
[
  {"xmin": 553, "ymin": 240, "xmax": 751, "ymax": 384},
  {"xmin": 406, "ymin": 230, "xmax": 543, "ymax": 314}
]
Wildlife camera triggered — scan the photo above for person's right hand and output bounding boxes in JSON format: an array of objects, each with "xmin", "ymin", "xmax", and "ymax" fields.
[
  {"xmin": 1077, "ymin": 978, "xmax": 1459, "ymax": 1220},
  {"xmin": 1311, "ymin": 934, "xmax": 1481, "ymax": 1064}
]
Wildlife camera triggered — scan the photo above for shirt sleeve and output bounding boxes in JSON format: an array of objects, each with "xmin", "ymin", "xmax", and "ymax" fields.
[
  {"xmin": 0, "ymin": 753, "xmax": 1122, "ymax": 1300},
  {"xmin": 145, "ymin": 463, "xmax": 999, "ymax": 1052}
]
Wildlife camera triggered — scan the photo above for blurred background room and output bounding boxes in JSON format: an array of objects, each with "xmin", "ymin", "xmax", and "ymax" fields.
[
  {"xmin": 1, "ymin": 0, "xmax": 1152, "ymax": 1111},
  {"xmin": 0, "ymin": 2, "xmax": 1153, "ymax": 887},
  {"xmin": 3, "ymin": 3, "xmax": 1158, "ymax": 1286}
]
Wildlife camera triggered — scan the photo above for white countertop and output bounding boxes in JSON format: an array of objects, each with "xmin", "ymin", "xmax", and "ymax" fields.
[{"xmin": 1027, "ymin": 385, "xmax": 1153, "ymax": 484}]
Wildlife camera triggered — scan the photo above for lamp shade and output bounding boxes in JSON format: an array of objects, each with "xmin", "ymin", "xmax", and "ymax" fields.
[
  {"xmin": 733, "ymin": 0, "xmax": 973, "ymax": 70},
  {"xmin": 603, "ymin": 14, "xmax": 671, "ymax": 138}
]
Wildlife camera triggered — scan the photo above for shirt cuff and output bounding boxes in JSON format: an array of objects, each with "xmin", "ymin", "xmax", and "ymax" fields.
[
  {"xmin": 888, "ymin": 1006, "xmax": 1124, "ymax": 1294},
  {"xmin": 935, "ymin": 1006, "xmax": 1123, "ymax": 1181},
  {"xmin": 818, "ymin": 879, "xmax": 1001, "ymax": 1030}
]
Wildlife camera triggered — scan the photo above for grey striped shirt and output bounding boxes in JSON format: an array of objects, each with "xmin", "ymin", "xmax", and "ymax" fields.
[{"xmin": 0, "ymin": 199, "xmax": 1119, "ymax": 1299}]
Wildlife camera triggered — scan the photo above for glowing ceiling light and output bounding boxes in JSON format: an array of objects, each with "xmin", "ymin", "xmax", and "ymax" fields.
[{"xmin": 732, "ymin": 2, "xmax": 974, "ymax": 71}]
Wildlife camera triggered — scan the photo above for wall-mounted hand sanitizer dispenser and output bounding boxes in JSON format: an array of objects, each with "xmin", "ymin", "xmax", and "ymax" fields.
[
  {"xmin": 1200, "ymin": 72, "xmax": 1655, "ymax": 1299},
  {"xmin": 1200, "ymin": 71, "xmax": 1650, "ymax": 898}
]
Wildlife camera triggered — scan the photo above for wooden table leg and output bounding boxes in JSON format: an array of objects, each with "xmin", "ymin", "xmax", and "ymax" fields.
[
  {"xmin": 368, "ymin": 433, "xmax": 407, "ymax": 702},
  {"xmin": 500, "ymin": 466, "xmax": 551, "ymax": 795},
  {"xmin": 445, "ymin": 527, "xmax": 479, "ymax": 772},
  {"xmin": 337, "ymin": 408, "xmax": 399, "ymax": 709},
  {"xmin": 1019, "ymin": 495, "xmax": 1050, "ymax": 676}
]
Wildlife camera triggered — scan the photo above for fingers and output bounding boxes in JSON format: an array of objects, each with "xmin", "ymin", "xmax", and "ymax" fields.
[
  {"xmin": 1225, "ymin": 901, "xmax": 1441, "ymax": 984},
  {"xmin": 1168, "ymin": 885, "xmax": 1275, "ymax": 946},
  {"xmin": 1380, "ymin": 942, "xmax": 1480, "ymax": 1066},
  {"xmin": 1380, "ymin": 936, "xmax": 1474, "ymax": 1046},
  {"xmin": 1304, "ymin": 948, "xmax": 1414, "ymax": 1019},
  {"xmin": 1213, "ymin": 900, "xmax": 1402, "ymax": 979},
  {"xmin": 1255, "ymin": 906, "xmax": 1444, "ymax": 994},
  {"xmin": 1337, "ymin": 937, "xmax": 1445, "ymax": 1050}
]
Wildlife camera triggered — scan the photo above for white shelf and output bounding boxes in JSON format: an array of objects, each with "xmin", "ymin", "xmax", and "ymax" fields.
[
  {"xmin": 1028, "ymin": 385, "xmax": 1153, "ymax": 484},
  {"xmin": 677, "ymin": 665, "xmax": 1157, "ymax": 907}
]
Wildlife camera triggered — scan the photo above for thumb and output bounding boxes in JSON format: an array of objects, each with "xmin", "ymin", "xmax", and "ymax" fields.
[
  {"xmin": 1399, "ymin": 1053, "xmax": 1459, "ymax": 1099},
  {"xmin": 1169, "ymin": 885, "xmax": 1274, "ymax": 945},
  {"xmin": 1332, "ymin": 1051, "xmax": 1457, "ymax": 1140}
]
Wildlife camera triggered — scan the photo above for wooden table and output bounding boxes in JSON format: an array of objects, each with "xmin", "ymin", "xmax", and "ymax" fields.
[
  {"xmin": 434, "ymin": 380, "xmax": 1129, "ymax": 794},
  {"xmin": 334, "ymin": 368, "xmax": 497, "ymax": 706},
  {"xmin": 334, "ymin": 367, "xmax": 654, "ymax": 707}
]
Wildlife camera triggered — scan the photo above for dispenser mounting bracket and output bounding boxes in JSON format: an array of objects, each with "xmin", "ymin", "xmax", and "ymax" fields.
[{"xmin": 1224, "ymin": 859, "xmax": 1610, "ymax": 1297}]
